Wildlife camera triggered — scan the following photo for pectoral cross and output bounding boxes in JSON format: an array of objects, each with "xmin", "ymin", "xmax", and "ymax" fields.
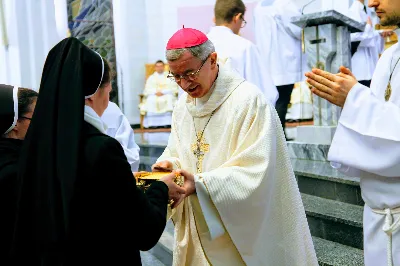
[
  {"xmin": 385, "ymin": 83, "xmax": 392, "ymax": 101},
  {"xmin": 191, "ymin": 132, "xmax": 210, "ymax": 173}
]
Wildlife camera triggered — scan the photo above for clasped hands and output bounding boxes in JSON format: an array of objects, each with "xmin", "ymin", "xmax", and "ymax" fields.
[
  {"xmin": 151, "ymin": 161, "xmax": 196, "ymax": 208},
  {"xmin": 305, "ymin": 66, "xmax": 358, "ymax": 107}
]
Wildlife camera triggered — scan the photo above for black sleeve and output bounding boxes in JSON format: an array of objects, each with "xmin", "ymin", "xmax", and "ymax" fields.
[{"xmin": 93, "ymin": 138, "xmax": 169, "ymax": 251}]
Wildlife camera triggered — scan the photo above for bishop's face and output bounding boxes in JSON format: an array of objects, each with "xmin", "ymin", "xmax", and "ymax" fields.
[
  {"xmin": 168, "ymin": 51, "xmax": 218, "ymax": 98},
  {"xmin": 370, "ymin": 0, "xmax": 400, "ymax": 26}
]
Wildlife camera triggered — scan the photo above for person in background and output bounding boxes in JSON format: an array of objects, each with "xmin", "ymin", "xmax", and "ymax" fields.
[
  {"xmin": 254, "ymin": 0, "xmax": 304, "ymax": 138},
  {"xmin": 0, "ymin": 85, "xmax": 38, "ymax": 264},
  {"xmin": 207, "ymin": 0, "xmax": 278, "ymax": 105},
  {"xmin": 140, "ymin": 60, "xmax": 179, "ymax": 128}
]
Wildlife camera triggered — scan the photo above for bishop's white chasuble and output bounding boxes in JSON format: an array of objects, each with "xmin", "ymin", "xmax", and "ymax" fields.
[
  {"xmin": 329, "ymin": 30, "xmax": 400, "ymax": 266},
  {"xmin": 157, "ymin": 66, "xmax": 317, "ymax": 266}
]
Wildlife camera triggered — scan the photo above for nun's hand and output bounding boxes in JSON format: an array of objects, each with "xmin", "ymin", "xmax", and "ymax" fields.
[{"xmin": 160, "ymin": 171, "xmax": 186, "ymax": 208}]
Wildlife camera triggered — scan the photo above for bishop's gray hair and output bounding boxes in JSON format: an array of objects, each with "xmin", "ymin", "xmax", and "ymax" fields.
[{"xmin": 166, "ymin": 40, "xmax": 215, "ymax": 62}]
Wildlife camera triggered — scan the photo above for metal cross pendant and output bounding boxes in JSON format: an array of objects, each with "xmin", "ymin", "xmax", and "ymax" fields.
[
  {"xmin": 191, "ymin": 133, "xmax": 210, "ymax": 173},
  {"xmin": 385, "ymin": 83, "xmax": 392, "ymax": 102}
]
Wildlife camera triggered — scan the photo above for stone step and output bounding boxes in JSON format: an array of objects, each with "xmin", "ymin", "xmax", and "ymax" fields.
[
  {"xmin": 302, "ymin": 193, "xmax": 363, "ymax": 249},
  {"xmin": 140, "ymin": 251, "xmax": 166, "ymax": 266},
  {"xmin": 149, "ymin": 222, "xmax": 364, "ymax": 266},
  {"xmin": 287, "ymin": 142, "xmax": 331, "ymax": 162},
  {"xmin": 313, "ymin": 237, "xmax": 364, "ymax": 266},
  {"xmin": 293, "ymin": 159, "xmax": 364, "ymax": 206}
]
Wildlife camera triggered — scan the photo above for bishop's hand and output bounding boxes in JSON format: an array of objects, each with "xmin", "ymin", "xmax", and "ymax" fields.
[
  {"xmin": 152, "ymin": 160, "xmax": 173, "ymax": 172},
  {"xmin": 176, "ymin": 169, "xmax": 196, "ymax": 197},
  {"xmin": 305, "ymin": 66, "xmax": 358, "ymax": 107}
]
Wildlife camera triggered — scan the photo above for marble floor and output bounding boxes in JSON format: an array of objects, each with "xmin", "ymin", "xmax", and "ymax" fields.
[{"xmin": 141, "ymin": 251, "xmax": 166, "ymax": 266}]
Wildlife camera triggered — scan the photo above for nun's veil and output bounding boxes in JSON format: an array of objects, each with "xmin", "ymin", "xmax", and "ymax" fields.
[
  {"xmin": 12, "ymin": 37, "xmax": 104, "ymax": 262},
  {"xmin": 0, "ymin": 84, "xmax": 18, "ymax": 136}
]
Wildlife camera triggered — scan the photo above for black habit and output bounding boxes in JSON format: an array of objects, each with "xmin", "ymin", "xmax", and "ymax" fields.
[
  {"xmin": 11, "ymin": 37, "xmax": 169, "ymax": 265},
  {"xmin": 0, "ymin": 138, "xmax": 22, "ymax": 264},
  {"xmin": 0, "ymin": 84, "xmax": 20, "ymax": 264}
]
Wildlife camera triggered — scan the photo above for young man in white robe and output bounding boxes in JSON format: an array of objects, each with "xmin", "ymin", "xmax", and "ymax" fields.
[
  {"xmin": 152, "ymin": 27, "xmax": 317, "ymax": 266},
  {"xmin": 254, "ymin": 0, "xmax": 306, "ymax": 138},
  {"xmin": 102, "ymin": 102, "xmax": 140, "ymax": 172},
  {"xmin": 140, "ymin": 60, "xmax": 179, "ymax": 128},
  {"xmin": 207, "ymin": 0, "xmax": 278, "ymax": 106},
  {"xmin": 348, "ymin": 0, "xmax": 386, "ymax": 87},
  {"xmin": 305, "ymin": 1, "xmax": 400, "ymax": 265}
]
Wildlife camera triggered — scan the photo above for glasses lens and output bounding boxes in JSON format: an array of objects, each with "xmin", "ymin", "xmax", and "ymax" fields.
[
  {"xmin": 167, "ymin": 75, "xmax": 177, "ymax": 82},
  {"xmin": 187, "ymin": 73, "xmax": 197, "ymax": 81}
]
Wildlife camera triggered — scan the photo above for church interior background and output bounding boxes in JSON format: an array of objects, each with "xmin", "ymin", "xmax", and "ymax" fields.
[{"xmin": 0, "ymin": 0, "xmax": 398, "ymax": 265}]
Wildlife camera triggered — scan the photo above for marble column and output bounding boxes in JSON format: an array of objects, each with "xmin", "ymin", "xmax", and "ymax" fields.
[{"xmin": 113, "ymin": 0, "xmax": 148, "ymax": 125}]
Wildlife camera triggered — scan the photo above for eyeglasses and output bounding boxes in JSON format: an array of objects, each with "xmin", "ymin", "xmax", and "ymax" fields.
[
  {"xmin": 241, "ymin": 18, "xmax": 247, "ymax": 28},
  {"xmin": 167, "ymin": 56, "xmax": 209, "ymax": 83},
  {"xmin": 19, "ymin": 116, "xmax": 32, "ymax": 121}
]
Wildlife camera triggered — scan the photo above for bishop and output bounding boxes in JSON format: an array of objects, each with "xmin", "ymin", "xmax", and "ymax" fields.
[{"xmin": 153, "ymin": 27, "xmax": 317, "ymax": 266}]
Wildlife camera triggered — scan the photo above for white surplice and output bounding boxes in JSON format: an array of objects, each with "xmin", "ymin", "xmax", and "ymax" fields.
[
  {"xmin": 102, "ymin": 102, "xmax": 140, "ymax": 172},
  {"xmin": 254, "ymin": 0, "xmax": 307, "ymax": 86},
  {"xmin": 207, "ymin": 26, "xmax": 278, "ymax": 106},
  {"xmin": 328, "ymin": 29, "xmax": 400, "ymax": 266},
  {"xmin": 140, "ymin": 71, "xmax": 179, "ymax": 127},
  {"xmin": 158, "ymin": 66, "xmax": 317, "ymax": 266},
  {"xmin": 348, "ymin": 1, "xmax": 383, "ymax": 82}
]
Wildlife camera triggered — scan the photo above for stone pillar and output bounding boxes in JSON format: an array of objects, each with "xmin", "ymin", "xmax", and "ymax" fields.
[
  {"xmin": 291, "ymin": 10, "xmax": 364, "ymax": 144},
  {"xmin": 113, "ymin": 0, "xmax": 148, "ymax": 124},
  {"xmin": 0, "ymin": 0, "xmax": 61, "ymax": 90}
]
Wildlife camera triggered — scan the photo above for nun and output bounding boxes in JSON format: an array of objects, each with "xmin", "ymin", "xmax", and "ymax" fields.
[
  {"xmin": 11, "ymin": 38, "xmax": 187, "ymax": 265},
  {"xmin": 0, "ymin": 85, "xmax": 38, "ymax": 264}
]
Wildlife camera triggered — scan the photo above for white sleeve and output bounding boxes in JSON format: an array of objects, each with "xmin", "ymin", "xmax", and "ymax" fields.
[
  {"xmin": 109, "ymin": 115, "xmax": 140, "ymax": 172},
  {"xmin": 328, "ymin": 83, "xmax": 400, "ymax": 177},
  {"xmin": 194, "ymin": 175, "xmax": 225, "ymax": 240},
  {"xmin": 275, "ymin": 14, "xmax": 302, "ymax": 40},
  {"xmin": 244, "ymin": 44, "xmax": 278, "ymax": 106},
  {"xmin": 351, "ymin": 24, "xmax": 380, "ymax": 47}
]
